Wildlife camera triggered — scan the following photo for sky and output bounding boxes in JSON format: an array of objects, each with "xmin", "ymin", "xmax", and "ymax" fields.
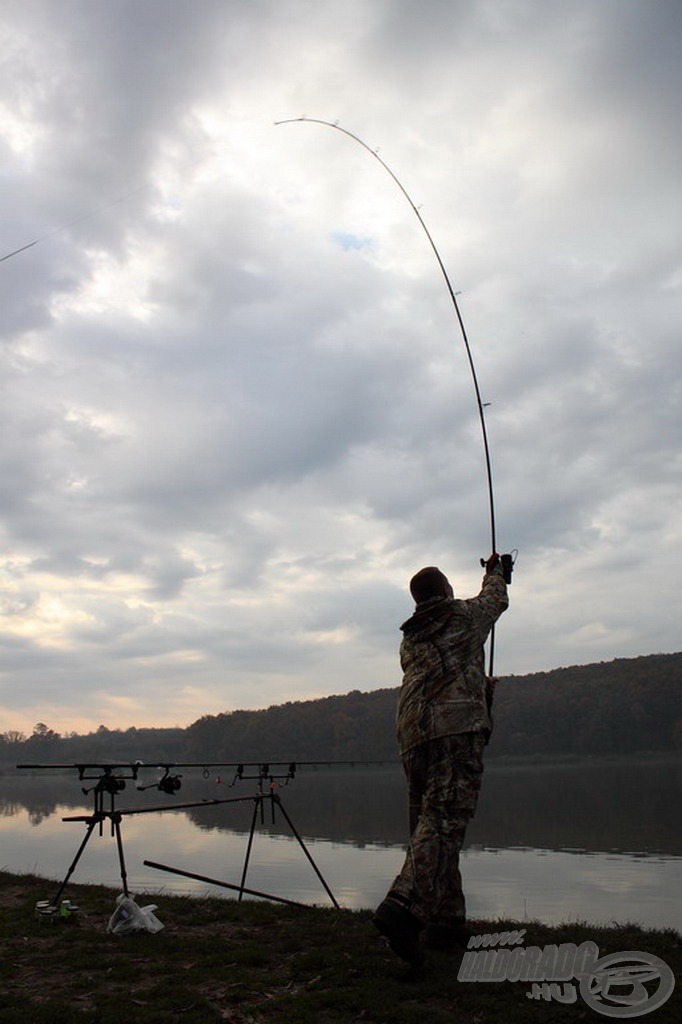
[{"xmin": 1, "ymin": 0, "xmax": 680, "ymax": 736}]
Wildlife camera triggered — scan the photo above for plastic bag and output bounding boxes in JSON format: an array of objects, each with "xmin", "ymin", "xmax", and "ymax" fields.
[{"xmin": 107, "ymin": 893, "xmax": 164, "ymax": 936}]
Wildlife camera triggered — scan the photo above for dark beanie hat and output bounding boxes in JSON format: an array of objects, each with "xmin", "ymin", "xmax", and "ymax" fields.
[{"xmin": 409, "ymin": 566, "xmax": 451, "ymax": 604}]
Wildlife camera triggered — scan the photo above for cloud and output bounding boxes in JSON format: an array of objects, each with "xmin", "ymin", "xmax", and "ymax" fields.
[{"xmin": 0, "ymin": 0, "xmax": 680, "ymax": 735}]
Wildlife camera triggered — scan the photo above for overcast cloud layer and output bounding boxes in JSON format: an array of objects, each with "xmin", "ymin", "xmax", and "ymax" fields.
[{"xmin": 1, "ymin": 0, "xmax": 680, "ymax": 735}]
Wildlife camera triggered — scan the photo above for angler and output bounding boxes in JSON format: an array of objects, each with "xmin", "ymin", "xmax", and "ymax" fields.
[
  {"xmin": 373, "ymin": 555, "xmax": 510, "ymax": 964},
  {"xmin": 279, "ymin": 120, "xmax": 517, "ymax": 965}
]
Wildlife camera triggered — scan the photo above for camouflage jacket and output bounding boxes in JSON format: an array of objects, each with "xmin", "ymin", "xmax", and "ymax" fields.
[{"xmin": 396, "ymin": 569, "xmax": 509, "ymax": 755}]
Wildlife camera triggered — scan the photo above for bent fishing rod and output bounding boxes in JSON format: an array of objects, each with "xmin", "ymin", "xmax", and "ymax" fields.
[{"xmin": 276, "ymin": 117, "xmax": 506, "ymax": 672}]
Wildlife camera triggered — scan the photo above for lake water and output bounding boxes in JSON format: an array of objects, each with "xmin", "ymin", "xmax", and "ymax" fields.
[{"xmin": 1, "ymin": 758, "xmax": 681, "ymax": 931}]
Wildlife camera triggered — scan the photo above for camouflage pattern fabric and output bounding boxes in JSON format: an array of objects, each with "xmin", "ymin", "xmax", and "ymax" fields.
[
  {"xmin": 388, "ymin": 732, "xmax": 486, "ymax": 926},
  {"xmin": 396, "ymin": 569, "xmax": 508, "ymax": 756}
]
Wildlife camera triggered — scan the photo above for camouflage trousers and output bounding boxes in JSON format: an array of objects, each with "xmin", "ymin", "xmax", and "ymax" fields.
[{"xmin": 388, "ymin": 732, "xmax": 485, "ymax": 927}]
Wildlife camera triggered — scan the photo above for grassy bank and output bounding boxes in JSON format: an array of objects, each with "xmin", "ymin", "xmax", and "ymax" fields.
[{"xmin": 0, "ymin": 870, "xmax": 679, "ymax": 1023}]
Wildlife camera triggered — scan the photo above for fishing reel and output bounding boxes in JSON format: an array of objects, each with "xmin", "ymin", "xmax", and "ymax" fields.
[
  {"xmin": 82, "ymin": 773, "xmax": 127, "ymax": 797},
  {"xmin": 158, "ymin": 773, "xmax": 182, "ymax": 794},
  {"xmin": 137, "ymin": 767, "xmax": 183, "ymax": 795},
  {"xmin": 480, "ymin": 550, "xmax": 517, "ymax": 584}
]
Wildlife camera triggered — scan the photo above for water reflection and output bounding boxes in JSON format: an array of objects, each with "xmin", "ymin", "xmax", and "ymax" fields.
[{"xmin": 1, "ymin": 759, "xmax": 681, "ymax": 930}]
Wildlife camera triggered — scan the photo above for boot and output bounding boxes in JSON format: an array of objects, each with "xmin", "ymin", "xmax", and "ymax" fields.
[{"xmin": 372, "ymin": 898, "xmax": 423, "ymax": 965}]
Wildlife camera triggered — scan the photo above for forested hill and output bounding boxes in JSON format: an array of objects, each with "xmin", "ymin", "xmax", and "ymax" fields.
[
  {"xmin": 3, "ymin": 652, "xmax": 680, "ymax": 766},
  {"xmin": 183, "ymin": 652, "xmax": 682, "ymax": 761},
  {"xmin": 487, "ymin": 652, "xmax": 681, "ymax": 758}
]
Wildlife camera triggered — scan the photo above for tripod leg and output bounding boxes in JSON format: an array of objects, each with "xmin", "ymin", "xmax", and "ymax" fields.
[
  {"xmin": 273, "ymin": 795, "xmax": 340, "ymax": 909},
  {"xmin": 238, "ymin": 797, "xmax": 261, "ymax": 902},
  {"xmin": 112, "ymin": 815, "xmax": 129, "ymax": 896},
  {"xmin": 52, "ymin": 816, "xmax": 99, "ymax": 905}
]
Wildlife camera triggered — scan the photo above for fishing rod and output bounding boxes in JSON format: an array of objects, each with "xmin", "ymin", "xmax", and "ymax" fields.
[
  {"xmin": 17, "ymin": 759, "xmax": 393, "ymax": 773},
  {"xmin": 276, "ymin": 117, "xmax": 504, "ymax": 672},
  {"xmin": 17, "ymin": 758, "xmax": 396, "ymax": 791}
]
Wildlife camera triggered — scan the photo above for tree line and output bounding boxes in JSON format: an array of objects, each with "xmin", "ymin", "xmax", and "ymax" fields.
[{"xmin": 2, "ymin": 652, "xmax": 680, "ymax": 767}]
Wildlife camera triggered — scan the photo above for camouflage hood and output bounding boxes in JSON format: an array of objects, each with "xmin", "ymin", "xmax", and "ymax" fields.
[
  {"xmin": 395, "ymin": 570, "xmax": 509, "ymax": 755},
  {"xmin": 400, "ymin": 596, "xmax": 456, "ymax": 642}
]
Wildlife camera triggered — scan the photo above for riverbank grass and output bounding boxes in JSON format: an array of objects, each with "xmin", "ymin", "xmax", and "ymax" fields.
[{"xmin": 0, "ymin": 870, "xmax": 679, "ymax": 1023}]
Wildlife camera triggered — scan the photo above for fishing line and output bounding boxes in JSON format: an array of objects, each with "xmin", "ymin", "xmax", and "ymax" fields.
[
  {"xmin": 0, "ymin": 184, "xmax": 149, "ymax": 264},
  {"xmin": 276, "ymin": 117, "xmax": 500, "ymax": 672}
]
